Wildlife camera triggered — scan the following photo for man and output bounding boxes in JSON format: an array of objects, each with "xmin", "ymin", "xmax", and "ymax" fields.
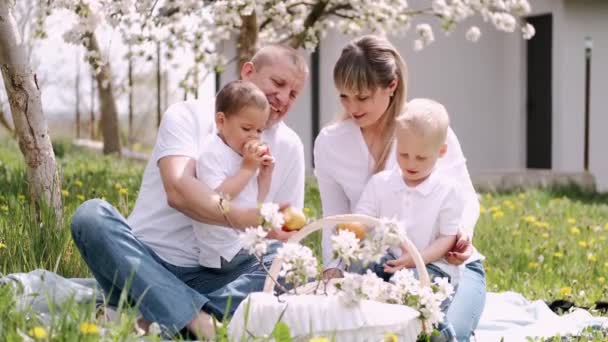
[{"xmin": 70, "ymin": 45, "xmax": 309, "ymax": 339}]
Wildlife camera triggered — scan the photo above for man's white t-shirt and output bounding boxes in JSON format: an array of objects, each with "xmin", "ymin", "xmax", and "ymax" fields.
[
  {"xmin": 128, "ymin": 100, "xmax": 305, "ymax": 267},
  {"xmin": 192, "ymin": 133, "xmax": 261, "ymax": 268},
  {"xmin": 355, "ymin": 168, "xmax": 464, "ymax": 282}
]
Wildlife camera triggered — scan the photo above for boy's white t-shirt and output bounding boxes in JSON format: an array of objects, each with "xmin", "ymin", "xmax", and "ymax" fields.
[
  {"xmin": 314, "ymin": 119, "xmax": 482, "ymax": 269},
  {"xmin": 128, "ymin": 100, "xmax": 305, "ymax": 267},
  {"xmin": 192, "ymin": 133, "xmax": 260, "ymax": 268},
  {"xmin": 355, "ymin": 168, "xmax": 464, "ymax": 283}
]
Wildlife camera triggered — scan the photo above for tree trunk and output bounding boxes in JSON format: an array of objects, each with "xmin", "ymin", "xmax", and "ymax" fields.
[
  {"xmin": 238, "ymin": 13, "xmax": 258, "ymax": 71},
  {"xmin": 0, "ymin": 104, "xmax": 15, "ymax": 134},
  {"xmin": 0, "ymin": 0, "xmax": 62, "ymax": 222},
  {"xmin": 84, "ymin": 32, "xmax": 121, "ymax": 155}
]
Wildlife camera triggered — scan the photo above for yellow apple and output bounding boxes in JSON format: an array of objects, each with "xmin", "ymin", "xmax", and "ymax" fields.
[
  {"xmin": 282, "ymin": 207, "xmax": 307, "ymax": 231},
  {"xmin": 335, "ymin": 222, "xmax": 367, "ymax": 240}
]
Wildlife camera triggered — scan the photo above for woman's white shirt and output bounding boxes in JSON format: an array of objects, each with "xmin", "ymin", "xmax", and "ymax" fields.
[{"xmin": 314, "ymin": 119, "xmax": 482, "ymax": 269}]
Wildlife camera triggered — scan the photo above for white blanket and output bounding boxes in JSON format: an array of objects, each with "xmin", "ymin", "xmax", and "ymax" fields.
[{"xmin": 475, "ymin": 291, "xmax": 608, "ymax": 341}]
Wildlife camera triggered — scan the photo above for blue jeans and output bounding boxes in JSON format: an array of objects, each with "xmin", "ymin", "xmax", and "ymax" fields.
[
  {"xmin": 352, "ymin": 252, "xmax": 457, "ymax": 341},
  {"xmin": 70, "ymin": 199, "xmax": 277, "ymax": 338},
  {"xmin": 447, "ymin": 260, "xmax": 486, "ymax": 342}
]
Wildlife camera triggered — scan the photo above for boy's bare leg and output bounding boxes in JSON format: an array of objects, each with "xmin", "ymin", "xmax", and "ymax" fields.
[{"xmin": 187, "ymin": 311, "xmax": 216, "ymax": 339}]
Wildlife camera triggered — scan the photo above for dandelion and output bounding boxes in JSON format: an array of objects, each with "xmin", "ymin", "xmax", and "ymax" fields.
[
  {"xmin": 61, "ymin": 189, "xmax": 69, "ymax": 197},
  {"xmin": 29, "ymin": 326, "xmax": 48, "ymax": 339},
  {"xmin": 523, "ymin": 215, "xmax": 536, "ymax": 223},
  {"xmin": 534, "ymin": 221, "xmax": 549, "ymax": 229},
  {"xmin": 604, "ymin": 262, "xmax": 608, "ymax": 269},
  {"xmin": 309, "ymin": 337, "xmax": 329, "ymax": 342},
  {"xmin": 528, "ymin": 261, "xmax": 539, "ymax": 269},
  {"xmin": 512, "ymin": 231, "xmax": 521, "ymax": 236},
  {"xmin": 384, "ymin": 332, "xmax": 399, "ymax": 342},
  {"xmin": 569, "ymin": 227, "xmax": 581, "ymax": 235},
  {"xmin": 553, "ymin": 252, "xmax": 563, "ymax": 258},
  {"xmin": 1, "ymin": 205, "xmax": 7, "ymax": 212},
  {"xmin": 560, "ymin": 287, "xmax": 572, "ymax": 297},
  {"xmin": 604, "ymin": 223, "xmax": 608, "ymax": 231},
  {"xmin": 76, "ymin": 195, "xmax": 85, "ymax": 202},
  {"xmin": 578, "ymin": 241, "xmax": 588, "ymax": 248},
  {"xmin": 518, "ymin": 193, "xmax": 527, "ymax": 199},
  {"xmin": 489, "ymin": 206, "xmax": 500, "ymax": 212},
  {"xmin": 541, "ymin": 233, "xmax": 549, "ymax": 238},
  {"xmin": 0, "ymin": 242, "xmax": 6, "ymax": 249},
  {"xmin": 599, "ymin": 277, "xmax": 605, "ymax": 284},
  {"xmin": 492, "ymin": 210, "xmax": 504, "ymax": 219},
  {"xmin": 567, "ymin": 218, "xmax": 576, "ymax": 225},
  {"xmin": 503, "ymin": 200, "xmax": 515, "ymax": 210},
  {"xmin": 303, "ymin": 207, "xmax": 311, "ymax": 214},
  {"xmin": 485, "ymin": 193, "xmax": 493, "ymax": 199},
  {"xmin": 74, "ymin": 180, "xmax": 83, "ymax": 187},
  {"xmin": 119, "ymin": 188, "xmax": 128, "ymax": 195},
  {"xmin": 114, "ymin": 182, "xmax": 122, "ymax": 190},
  {"xmin": 17, "ymin": 194, "xmax": 25, "ymax": 202},
  {"xmin": 587, "ymin": 253, "xmax": 597, "ymax": 262},
  {"xmin": 479, "ymin": 205, "xmax": 486, "ymax": 214},
  {"xmin": 79, "ymin": 322, "xmax": 99, "ymax": 335}
]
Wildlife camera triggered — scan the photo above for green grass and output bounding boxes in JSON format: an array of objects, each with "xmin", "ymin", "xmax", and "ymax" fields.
[{"xmin": 0, "ymin": 138, "xmax": 607, "ymax": 340}]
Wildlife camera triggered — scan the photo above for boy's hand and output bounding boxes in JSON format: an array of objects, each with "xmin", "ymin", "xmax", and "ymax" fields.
[
  {"xmin": 383, "ymin": 253, "xmax": 413, "ymax": 274},
  {"xmin": 446, "ymin": 231, "xmax": 472, "ymax": 265},
  {"xmin": 242, "ymin": 140, "xmax": 267, "ymax": 171}
]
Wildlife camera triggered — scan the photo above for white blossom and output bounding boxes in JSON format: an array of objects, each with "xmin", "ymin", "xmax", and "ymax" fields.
[
  {"xmin": 491, "ymin": 12, "xmax": 517, "ymax": 32},
  {"xmin": 522, "ymin": 22, "xmax": 536, "ymax": 40},
  {"xmin": 332, "ymin": 230, "xmax": 362, "ymax": 266},
  {"xmin": 240, "ymin": 226, "xmax": 269, "ymax": 258},
  {"xmin": 276, "ymin": 243, "xmax": 318, "ymax": 288},
  {"xmin": 416, "ymin": 23, "xmax": 435, "ymax": 45},
  {"xmin": 507, "ymin": 0, "xmax": 531, "ymax": 16},
  {"xmin": 466, "ymin": 26, "xmax": 481, "ymax": 42},
  {"xmin": 259, "ymin": 202, "xmax": 284, "ymax": 231}
]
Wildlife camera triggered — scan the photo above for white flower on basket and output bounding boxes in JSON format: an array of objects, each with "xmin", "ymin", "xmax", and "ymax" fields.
[
  {"xmin": 390, "ymin": 268, "xmax": 421, "ymax": 296},
  {"xmin": 433, "ymin": 277, "xmax": 454, "ymax": 302},
  {"xmin": 276, "ymin": 243, "xmax": 318, "ymax": 288},
  {"xmin": 332, "ymin": 230, "xmax": 361, "ymax": 266},
  {"xmin": 259, "ymin": 202, "xmax": 284, "ymax": 231},
  {"xmin": 337, "ymin": 271, "xmax": 388, "ymax": 305},
  {"xmin": 359, "ymin": 217, "xmax": 405, "ymax": 265},
  {"xmin": 240, "ymin": 226, "xmax": 269, "ymax": 258}
]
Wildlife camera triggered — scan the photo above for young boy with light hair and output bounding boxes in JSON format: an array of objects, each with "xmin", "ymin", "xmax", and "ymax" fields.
[
  {"xmin": 356, "ymin": 98, "xmax": 464, "ymax": 283},
  {"xmin": 192, "ymin": 80, "xmax": 274, "ymax": 268},
  {"xmin": 355, "ymin": 98, "xmax": 464, "ymax": 340}
]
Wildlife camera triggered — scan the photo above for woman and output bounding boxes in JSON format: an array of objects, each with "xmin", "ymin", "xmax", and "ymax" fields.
[{"xmin": 313, "ymin": 35, "xmax": 486, "ymax": 342}]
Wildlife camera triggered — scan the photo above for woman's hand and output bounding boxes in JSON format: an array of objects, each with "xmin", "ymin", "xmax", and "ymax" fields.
[{"xmin": 445, "ymin": 231, "xmax": 473, "ymax": 265}]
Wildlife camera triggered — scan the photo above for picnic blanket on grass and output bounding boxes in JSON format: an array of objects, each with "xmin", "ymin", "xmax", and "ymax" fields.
[{"xmin": 1, "ymin": 270, "xmax": 606, "ymax": 341}]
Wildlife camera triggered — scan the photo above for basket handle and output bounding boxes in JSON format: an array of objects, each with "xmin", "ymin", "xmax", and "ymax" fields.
[{"xmin": 263, "ymin": 214, "xmax": 430, "ymax": 293}]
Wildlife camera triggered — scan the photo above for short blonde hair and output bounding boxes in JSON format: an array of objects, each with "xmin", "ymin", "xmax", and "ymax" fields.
[{"xmin": 396, "ymin": 98, "xmax": 450, "ymax": 147}]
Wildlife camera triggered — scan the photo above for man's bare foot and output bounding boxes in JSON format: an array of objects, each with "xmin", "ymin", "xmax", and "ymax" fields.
[{"xmin": 187, "ymin": 311, "xmax": 217, "ymax": 339}]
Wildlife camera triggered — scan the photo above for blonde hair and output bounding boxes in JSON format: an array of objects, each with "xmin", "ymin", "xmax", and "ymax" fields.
[
  {"xmin": 396, "ymin": 98, "xmax": 450, "ymax": 147},
  {"xmin": 251, "ymin": 44, "xmax": 309, "ymax": 76},
  {"xmin": 333, "ymin": 35, "xmax": 408, "ymax": 173}
]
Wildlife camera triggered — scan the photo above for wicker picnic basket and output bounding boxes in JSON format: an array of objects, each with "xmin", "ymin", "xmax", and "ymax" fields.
[{"xmin": 228, "ymin": 214, "xmax": 429, "ymax": 341}]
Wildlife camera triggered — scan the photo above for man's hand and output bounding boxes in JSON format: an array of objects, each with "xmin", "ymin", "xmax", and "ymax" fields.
[
  {"xmin": 266, "ymin": 226, "xmax": 296, "ymax": 241},
  {"xmin": 445, "ymin": 231, "xmax": 473, "ymax": 265}
]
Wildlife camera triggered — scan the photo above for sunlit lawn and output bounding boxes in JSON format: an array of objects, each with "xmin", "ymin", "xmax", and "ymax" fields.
[{"xmin": 0, "ymin": 138, "xmax": 606, "ymax": 340}]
